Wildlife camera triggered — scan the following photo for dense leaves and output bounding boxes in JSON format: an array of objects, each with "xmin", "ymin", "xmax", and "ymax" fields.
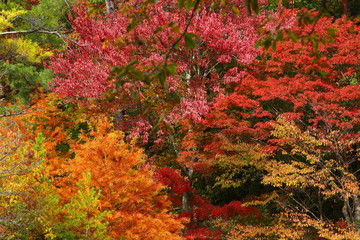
[
  {"xmin": 183, "ymin": 8, "xmax": 360, "ymax": 238},
  {"xmin": 49, "ymin": 0, "xmax": 262, "ymax": 144},
  {"xmin": 0, "ymin": 0, "xmax": 359, "ymax": 239}
]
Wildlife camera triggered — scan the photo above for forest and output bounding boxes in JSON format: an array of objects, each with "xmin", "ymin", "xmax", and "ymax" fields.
[{"xmin": 0, "ymin": 0, "xmax": 359, "ymax": 239}]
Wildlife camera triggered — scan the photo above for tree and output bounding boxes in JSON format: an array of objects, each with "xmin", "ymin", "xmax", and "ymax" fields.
[
  {"xmin": 48, "ymin": 0, "xmax": 262, "ymax": 141},
  {"xmin": 48, "ymin": 1, "xmax": 264, "ymax": 235},
  {"xmin": 59, "ymin": 171, "xmax": 113, "ymax": 240},
  {"xmin": 0, "ymin": 0, "xmax": 75, "ymax": 104},
  {"xmin": 0, "ymin": 116, "xmax": 61, "ymax": 239},
  {"xmin": 185, "ymin": 8, "xmax": 360, "ymax": 237},
  {"xmin": 47, "ymin": 0, "xmax": 360, "ymax": 238},
  {"xmin": 263, "ymin": 117, "xmax": 360, "ymax": 235},
  {"xmin": 156, "ymin": 167, "xmax": 260, "ymax": 239},
  {"xmin": 55, "ymin": 116, "xmax": 185, "ymax": 239}
]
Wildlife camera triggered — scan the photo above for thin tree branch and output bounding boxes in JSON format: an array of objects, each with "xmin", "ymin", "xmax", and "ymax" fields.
[{"xmin": 0, "ymin": 29, "xmax": 85, "ymax": 47}]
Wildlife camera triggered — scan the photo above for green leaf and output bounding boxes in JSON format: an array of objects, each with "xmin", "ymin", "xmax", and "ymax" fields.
[
  {"xmin": 232, "ymin": 6, "xmax": 241, "ymax": 16},
  {"xmin": 128, "ymin": 59, "xmax": 138, "ymax": 65},
  {"xmin": 245, "ymin": 0, "xmax": 251, "ymax": 14},
  {"xmin": 130, "ymin": 89, "xmax": 139, "ymax": 101},
  {"xmin": 254, "ymin": 39, "xmax": 262, "ymax": 49},
  {"xmin": 158, "ymin": 69, "xmax": 167, "ymax": 86},
  {"xmin": 178, "ymin": 0, "xmax": 186, "ymax": 8},
  {"xmin": 318, "ymin": 70, "xmax": 328, "ymax": 77},
  {"xmin": 154, "ymin": 26, "xmax": 165, "ymax": 34},
  {"xmin": 285, "ymin": 29, "xmax": 298, "ymax": 42},
  {"xmin": 185, "ymin": 0, "xmax": 194, "ymax": 11},
  {"xmin": 326, "ymin": 28, "xmax": 337, "ymax": 39},
  {"xmin": 34, "ymin": 132, "xmax": 46, "ymax": 156},
  {"xmin": 251, "ymin": 0, "xmax": 259, "ymax": 14},
  {"xmin": 263, "ymin": 37, "xmax": 272, "ymax": 49},
  {"xmin": 166, "ymin": 63, "xmax": 177, "ymax": 75},
  {"xmin": 185, "ymin": 32, "xmax": 199, "ymax": 38},
  {"xmin": 173, "ymin": 41, "xmax": 180, "ymax": 50},
  {"xmin": 35, "ymin": 132, "xmax": 45, "ymax": 145},
  {"xmin": 184, "ymin": 33, "xmax": 198, "ymax": 48},
  {"xmin": 127, "ymin": 18, "xmax": 140, "ymax": 32}
]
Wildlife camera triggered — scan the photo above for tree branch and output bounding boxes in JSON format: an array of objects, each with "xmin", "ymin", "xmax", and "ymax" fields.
[
  {"xmin": 0, "ymin": 29, "xmax": 85, "ymax": 47},
  {"xmin": 105, "ymin": 0, "xmax": 115, "ymax": 14}
]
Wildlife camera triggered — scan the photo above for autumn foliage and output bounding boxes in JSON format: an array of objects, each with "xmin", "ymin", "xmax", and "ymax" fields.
[
  {"xmin": 182, "ymin": 8, "xmax": 360, "ymax": 238},
  {"xmin": 48, "ymin": 0, "xmax": 263, "ymax": 144},
  {"xmin": 1, "ymin": 0, "xmax": 360, "ymax": 239},
  {"xmin": 61, "ymin": 117, "xmax": 185, "ymax": 239}
]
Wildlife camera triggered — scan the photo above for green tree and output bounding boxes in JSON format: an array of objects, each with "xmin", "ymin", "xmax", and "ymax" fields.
[
  {"xmin": 0, "ymin": 0, "xmax": 74, "ymax": 104},
  {"xmin": 58, "ymin": 171, "xmax": 113, "ymax": 240}
]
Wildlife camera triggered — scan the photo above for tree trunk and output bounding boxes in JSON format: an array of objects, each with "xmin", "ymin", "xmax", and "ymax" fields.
[
  {"xmin": 181, "ymin": 166, "xmax": 193, "ymax": 235},
  {"xmin": 182, "ymin": 167, "xmax": 193, "ymax": 212},
  {"xmin": 342, "ymin": 196, "xmax": 352, "ymax": 227},
  {"xmin": 105, "ymin": 0, "xmax": 115, "ymax": 14},
  {"xmin": 353, "ymin": 196, "xmax": 360, "ymax": 229}
]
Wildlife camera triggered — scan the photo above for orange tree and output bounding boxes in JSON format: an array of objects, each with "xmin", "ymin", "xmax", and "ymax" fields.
[
  {"xmin": 26, "ymin": 95, "xmax": 185, "ymax": 239},
  {"xmin": 47, "ymin": 0, "xmax": 265, "ymax": 237},
  {"xmin": 57, "ymin": 116, "xmax": 185, "ymax": 239}
]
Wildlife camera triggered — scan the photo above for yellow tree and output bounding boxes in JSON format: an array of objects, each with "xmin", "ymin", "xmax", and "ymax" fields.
[
  {"xmin": 0, "ymin": 116, "xmax": 60, "ymax": 239},
  {"xmin": 0, "ymin": 8, "xmax": 52, "ymax": 64},
  {"xmin": 258, "ymin": 117, "xmax": 360, "ymax": 238}
]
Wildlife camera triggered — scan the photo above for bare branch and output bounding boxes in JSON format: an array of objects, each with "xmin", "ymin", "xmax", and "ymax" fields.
[
  {"xmin": 0, "ymin": 29, "xmax": 86, "ymax": 47},
  {"xmin": 0, "ymin": 109, "xmax": 43, "ymax": 119},
  {"xmin": 105, "ymin": 0, "xmax": 115, "ymax": 14}
]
